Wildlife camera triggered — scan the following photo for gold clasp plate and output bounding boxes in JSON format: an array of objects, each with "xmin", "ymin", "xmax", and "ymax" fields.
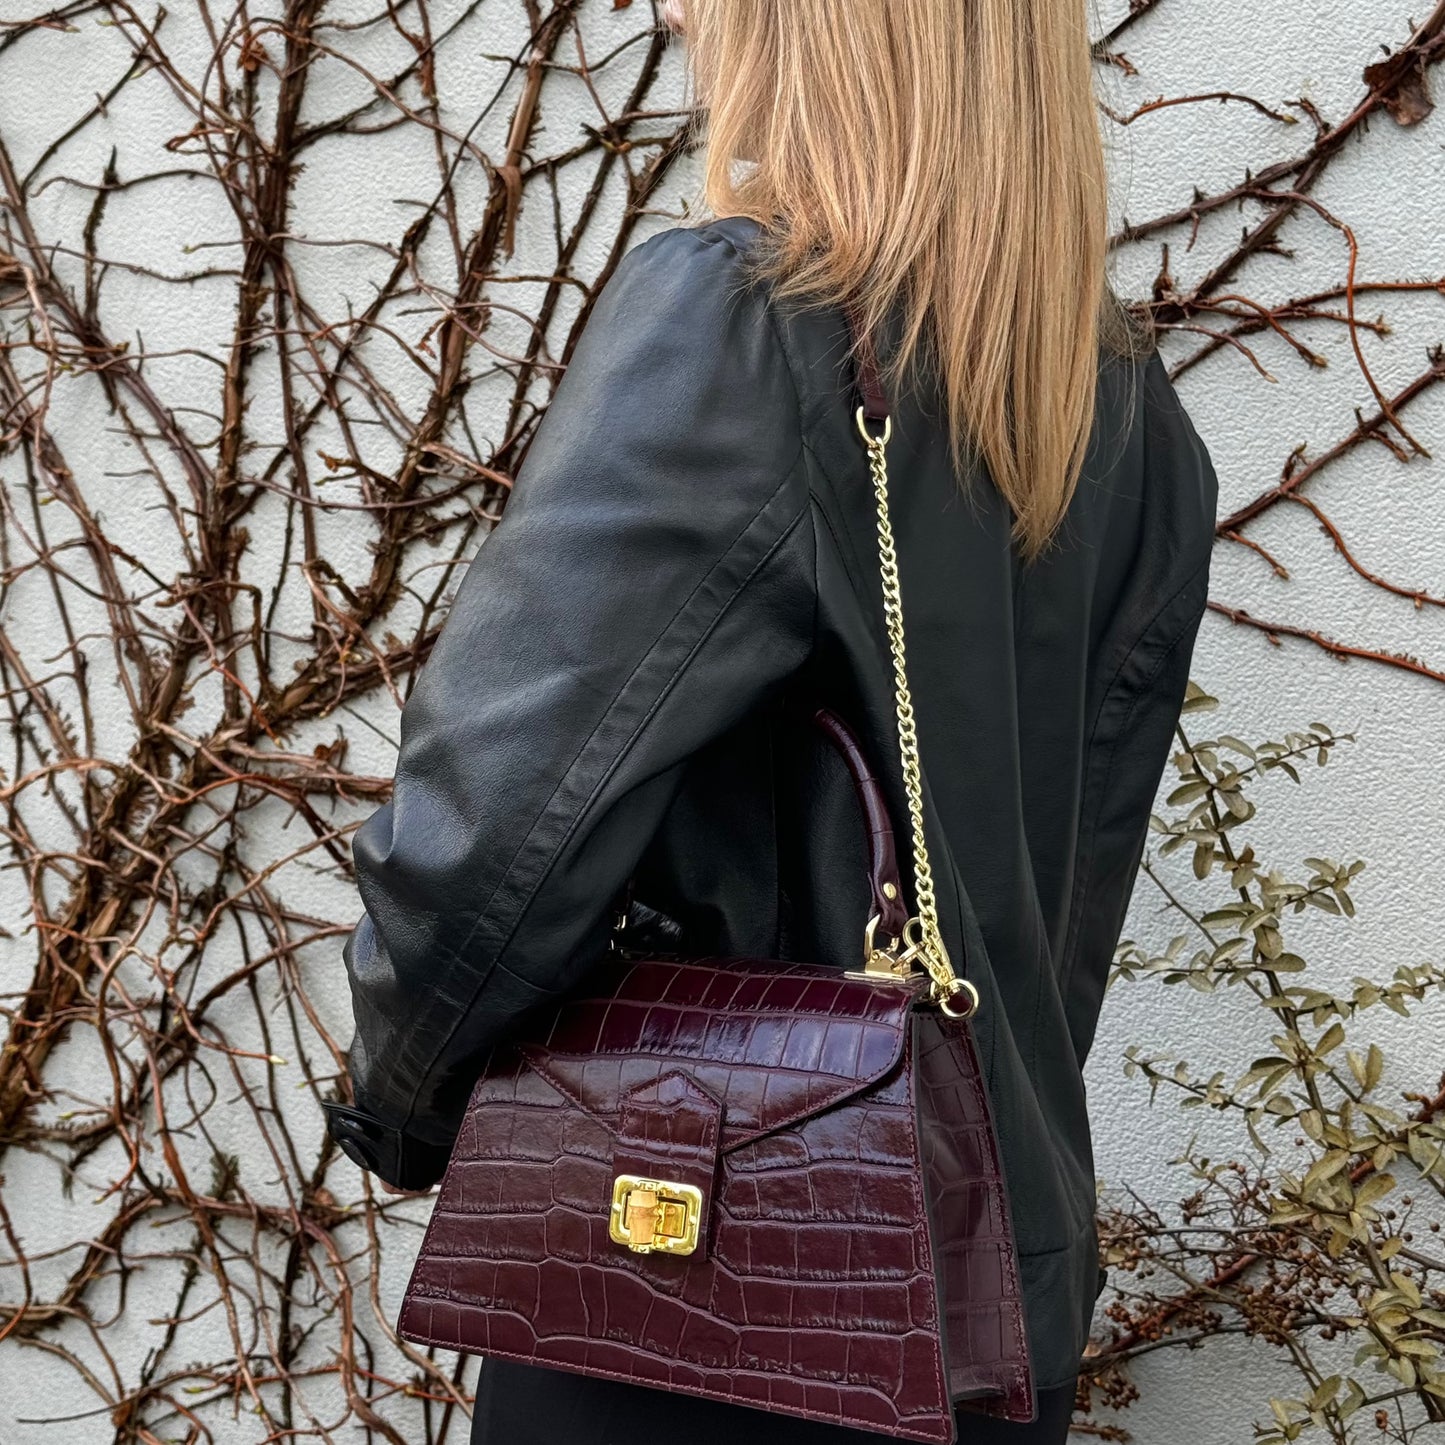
[
  {"xmin": 845, "ymin": 913, "xmax": 981, "ymax": 1019},
  {"xmin": 845, "ymin": 912, "xmax": 915, "ymax": 984},
  {"xmin": 609, "ymin": 1175, "xmax": 703, "ymax": 1256}
]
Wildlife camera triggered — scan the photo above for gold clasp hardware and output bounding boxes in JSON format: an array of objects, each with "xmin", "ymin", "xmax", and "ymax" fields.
[
  {"xmin": 608, "ymin": 1175, "xmax": 702, "ymax": 1256},
  {"xmin": 846, "ymin": 912, "xmax": 914, "ymax": 983},
  {"xmin": 846, "ymin": 913, "xmax": 982, "ymax": 1020}
]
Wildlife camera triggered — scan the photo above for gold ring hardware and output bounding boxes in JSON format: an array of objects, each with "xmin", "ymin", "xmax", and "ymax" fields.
[
  {"xmin": 844, "ymin": 912, "xmax": 913, "ymax": 984},
  {"xmin": 937, "ymin": 976, "xmax": 981, "ymax": 1020},
  {"xmin": 855, "ymin": 405, "xmax": 892, "ymax": 446},
  {"xmin": 609, "ymin": 1175, "xmax": 702, "ymax": 1256}
]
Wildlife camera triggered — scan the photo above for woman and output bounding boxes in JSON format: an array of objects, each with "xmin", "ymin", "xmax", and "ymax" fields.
[{"xmin": 326, "ymin": 1, "xmax": 1217, "ymax": 1441}]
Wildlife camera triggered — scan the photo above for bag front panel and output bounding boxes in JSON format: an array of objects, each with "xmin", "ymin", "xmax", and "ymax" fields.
[{"xmin": 398, "ymin": 958, "xmax": 958, "ymax": 1443}]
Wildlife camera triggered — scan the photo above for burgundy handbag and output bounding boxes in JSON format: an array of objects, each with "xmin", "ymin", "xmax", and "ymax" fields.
[{"xmin": 396, "ymin": 322, "xmax": 1034, "ymax": 1442}]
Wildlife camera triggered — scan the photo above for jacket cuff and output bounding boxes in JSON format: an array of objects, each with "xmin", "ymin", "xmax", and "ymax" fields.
[{"xmin": 323, "ymin": 1101, "xmax": 453, "ymax": 1191}]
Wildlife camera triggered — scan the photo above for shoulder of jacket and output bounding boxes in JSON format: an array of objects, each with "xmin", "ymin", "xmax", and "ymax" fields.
[
  {"xmin": 537, "ymin": 217, "xmax": 807, "ymax": 494},
  {"xmin": 599, "ymin": 218, "xmax": 771, "ymax": 323},
  {"xmin": 570, "ymin": 219, "xmax": 804, "ymax": 439},
  {"xmin": 620, "ymin": 215, "xmax": 767, "ymax": 268}
]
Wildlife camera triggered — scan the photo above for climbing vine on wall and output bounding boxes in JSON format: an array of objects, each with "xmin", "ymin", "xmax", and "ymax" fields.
[{"xmin": 0, "ymin": 1, "xmax": 1442, "ymax": 1441}]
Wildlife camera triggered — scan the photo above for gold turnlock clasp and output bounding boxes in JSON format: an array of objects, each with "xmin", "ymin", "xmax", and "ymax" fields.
[{"xmin": 608, "ymin": 1175, "xmax": 703, "ymax": 1256}]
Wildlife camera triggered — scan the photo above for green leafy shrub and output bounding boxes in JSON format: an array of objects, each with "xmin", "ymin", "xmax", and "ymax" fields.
[{"xmin": 1084, "ymin": 684, "xmax": 1445, "ymax": 1443}]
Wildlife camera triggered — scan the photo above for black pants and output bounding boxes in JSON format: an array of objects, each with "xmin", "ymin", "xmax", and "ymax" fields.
[{"xmin": 470, "ymin": 1357, "xmax": 1077, "ymax": 1444}]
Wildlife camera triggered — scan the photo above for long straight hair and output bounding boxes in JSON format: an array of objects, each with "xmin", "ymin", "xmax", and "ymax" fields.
[{"xmin": 680, "ymin": 0, "xmax": 1136, "ymax": 560}]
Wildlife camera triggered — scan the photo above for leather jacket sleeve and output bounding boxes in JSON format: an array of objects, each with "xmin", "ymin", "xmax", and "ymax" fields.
[{"xmin": 324, "ymin": 227, "xmax": 816, "ymax": 1188}]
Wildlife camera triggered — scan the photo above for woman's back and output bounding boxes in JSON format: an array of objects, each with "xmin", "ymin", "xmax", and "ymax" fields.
[
  {"xmin": 331, "ymin": 216, "xmax": 1218, "ymax": 1423},
  {"xmin": 619, "ymin": 216, "xmax": 1218, "ymax": 1392}
]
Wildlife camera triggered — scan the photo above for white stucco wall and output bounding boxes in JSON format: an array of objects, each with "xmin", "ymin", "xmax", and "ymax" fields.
[{"xmin": 1, "ymin": 1, "xmax": 1441, "ymax": 1441}]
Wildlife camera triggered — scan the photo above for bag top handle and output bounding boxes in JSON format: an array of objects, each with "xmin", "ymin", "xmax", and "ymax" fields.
[{"xmin": 812, "ymin": 707, "xmax": 909, "ymax": 944}]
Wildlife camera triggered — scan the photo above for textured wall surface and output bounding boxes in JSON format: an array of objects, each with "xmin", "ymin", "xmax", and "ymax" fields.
[{"xmin": 0, "ymin": 2, "xmax": 1441, "ymax": 1442}]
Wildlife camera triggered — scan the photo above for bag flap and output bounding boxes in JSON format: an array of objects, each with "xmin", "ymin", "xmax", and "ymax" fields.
[{"xmin": 517, "ymin": 956, "xmax": 921, "ymax": 1153}]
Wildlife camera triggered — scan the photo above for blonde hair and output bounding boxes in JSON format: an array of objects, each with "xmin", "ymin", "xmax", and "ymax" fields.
[{"xmin": 681, "ymin": 0, "xmax": 1137, "ymax": 560}]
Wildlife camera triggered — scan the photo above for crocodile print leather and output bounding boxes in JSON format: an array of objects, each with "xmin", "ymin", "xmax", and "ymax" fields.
[
  {"xmin": 398, "ymin": 957, "xmax": 1034, "ymax": 1441},
  {"xmin": 915, "ymin": 1013, "xmax": 1032, "ymax": 1421},
  {"xmin": 813, "ymin": 707, "xmax": 909, "ymax": 941}
]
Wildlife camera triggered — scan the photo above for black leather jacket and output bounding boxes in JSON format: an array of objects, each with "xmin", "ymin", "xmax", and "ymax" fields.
[{"xmin": 326, "ymin": 215, "xmax": 1217, "ymax": 1390}]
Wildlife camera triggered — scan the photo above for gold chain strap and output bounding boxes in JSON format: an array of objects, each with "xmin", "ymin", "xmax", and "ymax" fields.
[{"xmin": 857, "ymin": 409, "xmax": 980, "ymax": 1021}]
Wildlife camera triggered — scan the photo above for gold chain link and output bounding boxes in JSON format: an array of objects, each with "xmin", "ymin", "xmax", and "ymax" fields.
[{"xmin": 857, "ymin": 409, "xmax": 979, "ymax": 1020}]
